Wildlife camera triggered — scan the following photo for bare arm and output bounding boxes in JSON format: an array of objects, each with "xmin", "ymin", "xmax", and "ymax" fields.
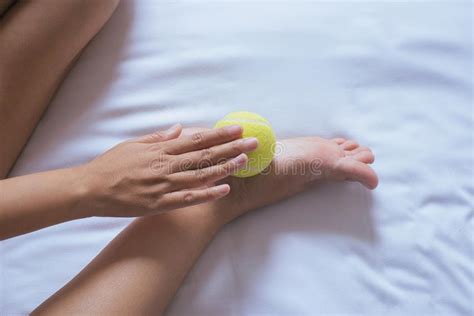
[
  {"xmin": 0, "ymin": 166, "xmax": 91, "ymax": 240},
  {"xmin": 0, "ymin": 125, "xmax": 258, "ymax": 240}
]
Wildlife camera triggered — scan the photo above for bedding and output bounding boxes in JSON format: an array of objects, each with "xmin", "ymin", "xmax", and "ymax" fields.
[{"xmin": 1, "ymin": 0, "xmax": 472, "ymax": 315}]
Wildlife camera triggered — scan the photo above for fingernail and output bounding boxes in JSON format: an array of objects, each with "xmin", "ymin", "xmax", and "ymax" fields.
[
  {"xmin": 213, "ymin": 184, "xmax": 230, "ymax": 197},
  {"xmin": 165, "ymin": 123, "xmax": 181, "ymax": 136},
  {"xmin": 241, "ymin": 137, "xmax": 259, "ymax": 151},
  {"xmin": 225, "ymin": 125, "xmax": 243, "ymax": 136},
  {"xmin": 232, "ymin": 153, "xmax": 248, "ymax": 166}
]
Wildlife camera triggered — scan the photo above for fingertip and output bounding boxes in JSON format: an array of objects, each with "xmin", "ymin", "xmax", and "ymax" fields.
[
  {"xmin": 138, "ymin": 123, "xmax": 183, "ymax": 143},
  {"xmin": 241, "ymin": 137, "xmax": 259, "ymax": 152},
  {"xmin": 212, "ymin": 184, "xmax": 231, "ymax": 198},
  {"xmin": 223, "ymin": 125, "xmax": 243, "ymax": 137},
  {"xmin": 232, "ymin": 153, "xmax": 248, "ymax": 167}
]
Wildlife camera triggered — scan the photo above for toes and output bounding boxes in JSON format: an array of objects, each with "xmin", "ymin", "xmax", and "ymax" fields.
[
  {"xmin": 337, "ymin": 158, "xmax": 378, "ymax": 189},
  {"xmin": 345, "ymin": 146, "xmax": 374, "ymax": 163},
  {"xmin": 341, "ymin": 140, "xmax": 358, "ymax": 150},
  {"xmin": 352, "ymin": 151, "xmax": 375, "ymax": 164},
  {"xmin": 331, "ymin": 138, "xmax": 346, "ymax": 145},
  {"xmin": 347, "ymin": 146, "xmax": 371, "ymax": 155}
]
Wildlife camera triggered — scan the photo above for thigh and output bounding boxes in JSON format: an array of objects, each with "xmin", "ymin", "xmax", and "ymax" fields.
[
  {"xmin": 0, "ymin": 0, "xmax": 16, "ymax": 16},
  {"xmin": 0, "ymin": 0, "xmax": 119, "ymax": 179}
]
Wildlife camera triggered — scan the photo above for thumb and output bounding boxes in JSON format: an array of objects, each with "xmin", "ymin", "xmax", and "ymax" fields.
[{"xmin": 135, "ymin": 123, "xmax": 182, "ymax": 143}]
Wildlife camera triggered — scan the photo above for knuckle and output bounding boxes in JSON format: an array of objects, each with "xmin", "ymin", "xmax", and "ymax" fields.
[
  {"xmin": 149, "ymin": 154, "xmax": 168, "ymax": 174},
  {"xmin": 216, "ymin": 128, "xmax": 228, "ymax": 138},
  {"xmin": 201, "ymin": 148, "xmax": 212, "ymax": 160},
  {"xmin": 148, "ymin": 143, "xmax": 163, "ymax": 153},
  {"xmin": 177, "ymin": 158, "xmax": 193, "ymax": 172},
  {"xmin": 194, "ymin": 169, "xmax": 208, "ymax": 184},
  {"xmin": 157, "ymin": 176, "xmax": 173, "ymax": 190},
  {"xmin": 215, "ymin": 156, "xmax": 228, "ymax": 165},
  {"xmin": 191, "ymin": 132, "xmax": 204, "ymax": 145},
  {"xmin": 183, "ymin": 192, "xmax": 194, "ymax": 203},
  {"xmin": 149, "ymin": 159, "xmax": 164, "ymax": 174},
  {"xmin": 149, "ymin": 199, "xmax": 163, "ymax": 211}
]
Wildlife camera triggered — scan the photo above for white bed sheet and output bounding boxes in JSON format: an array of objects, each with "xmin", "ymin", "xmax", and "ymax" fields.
[{"xmin": 1, "ymin": 0, "xmax": 473, "ymax": 315}]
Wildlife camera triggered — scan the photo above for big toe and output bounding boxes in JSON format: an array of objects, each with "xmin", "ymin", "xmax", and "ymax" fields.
[{"xmin": 337, "ymin": 158, "xmax": 378, "ymax": 189}]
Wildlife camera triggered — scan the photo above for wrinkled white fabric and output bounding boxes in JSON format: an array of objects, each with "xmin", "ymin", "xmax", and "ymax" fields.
[{"xmin": 1, "ymin": 1, "xmax": 472, "ymax": 315}]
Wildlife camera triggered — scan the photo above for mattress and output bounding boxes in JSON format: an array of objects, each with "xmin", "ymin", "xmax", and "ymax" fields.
[{"xmin": 1, "ymin": 0, "xmax": 472, "ymax": 315}]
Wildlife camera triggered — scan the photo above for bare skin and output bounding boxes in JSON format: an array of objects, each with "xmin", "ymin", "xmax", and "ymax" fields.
[
  {"xmin": 0, "ymin": 125, "xmax": 260, "ymax": 240},
  {"xmin": 1, "ymin": 1, "xmax": 379, "ymax": 314},
  {"xmin": 0, "ymin": 0, "xmax": 16, "ymax": 16},
  {"xmin": 218, "ymin": 135, "xmax": 377, "ymax": 223},
  {"xmin": 33, "ymin": 129, "xmax": 377, "ymax": 315},
  {"xmin": 0, "ymin": 0, "xmax": 121, "ymax": 179}
]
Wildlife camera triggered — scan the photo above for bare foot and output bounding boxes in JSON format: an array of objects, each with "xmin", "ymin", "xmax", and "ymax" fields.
[
  {"xmin": 215, "ymin": 136, "xmax": 378, "ymax": 224},
  {"xmin": 179, "ymin": 128, "xmax": 378, "ymax": 225}
]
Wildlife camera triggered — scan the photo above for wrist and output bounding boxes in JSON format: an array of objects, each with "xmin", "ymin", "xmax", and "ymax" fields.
[{"xmin": 67, "ymin": 165, "xmax": 97, "ymax": 219}]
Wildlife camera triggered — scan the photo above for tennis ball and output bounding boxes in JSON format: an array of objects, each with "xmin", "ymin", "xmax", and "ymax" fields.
[{"xmin": 214, "ymin": 111, "xmax": 276, "ymax": 178}]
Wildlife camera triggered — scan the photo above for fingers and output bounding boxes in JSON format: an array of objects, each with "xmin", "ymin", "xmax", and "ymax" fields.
[
  {"xmin": 134, "ymin": 124, "xmax": 182, "ymax": 143},
  {"xmin": 163, "ymin": 125, "xmax": 243, "ymax": 154},
  {"xmin": 155, "ymin": 184, "xmax": 231, "ymax": 212},
  {"xmin": 173, "ymin": 137, "xmax": 258, "ymax": 171},
  {"xmin": 339, "ymin": 159, "xmax": 378, "ymax": 189},
  {"xmin": 167, "ymin": 154, "xmax": 248, "ymax": 190},
  {"xmin": 151, "ymin": 153, "xmax": 247, "ymax": 213}
]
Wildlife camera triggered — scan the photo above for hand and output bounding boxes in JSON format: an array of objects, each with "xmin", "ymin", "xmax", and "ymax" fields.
[{"xmin": 77, "ymin": 124, "xmax": 259, "ymax": 217}]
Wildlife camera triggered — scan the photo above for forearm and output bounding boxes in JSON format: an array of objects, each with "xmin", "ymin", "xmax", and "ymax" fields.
[
  {"xmin": 33, "ymin": 204, "xmax": 225, "ymax": 315},
  {"xmin": 0, "ymin": 124, "xmax": 249, "ymax": 240},
  {"xmin": 0, "ymin": 167, "xmax": 89, "ymax": 240}
]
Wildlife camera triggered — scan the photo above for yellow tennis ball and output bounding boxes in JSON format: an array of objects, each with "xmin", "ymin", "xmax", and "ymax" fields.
[{"xmin": 214, "ymin": 111, "xmax": 276, "ymax": 177}]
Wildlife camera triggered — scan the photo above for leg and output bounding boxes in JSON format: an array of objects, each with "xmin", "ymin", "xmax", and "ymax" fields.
[
  {"xmin": 0, "ymin": 0, "xmax": 16, "ymax": 16},
  {"xmin": 0, "ymin": 0, "xmax": 120, "ymax": 179},
  {"xmin": 33, "ymin": 206, "xmax": 222, "ymax": 315},
  {"xmin": 33, "ymin": 131, "xmax": 377, "ymax": 315}
]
